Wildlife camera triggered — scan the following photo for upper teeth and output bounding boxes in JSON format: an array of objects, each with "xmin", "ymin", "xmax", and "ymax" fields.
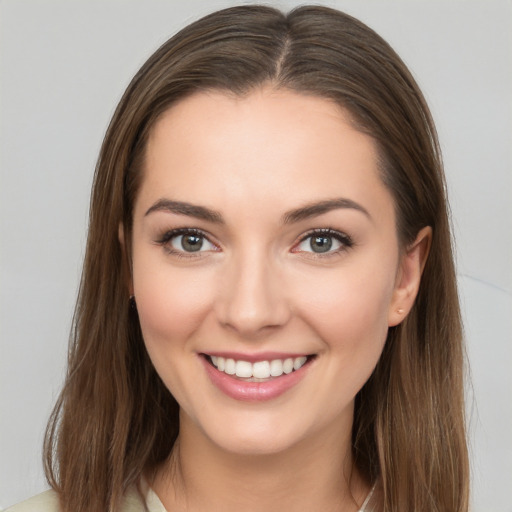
[{"xmin": 210, "ymin": 356, "xmax": 308, "ymax": 379}]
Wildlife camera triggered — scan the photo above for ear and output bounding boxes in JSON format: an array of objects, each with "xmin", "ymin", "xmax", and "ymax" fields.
[
  {"xmin": 388, "ymin": 226, "xmax": 432, "ymax": 327},
  {"xmin": 118, "ymin": 223, "xmax": 134, "ymax": 295}
]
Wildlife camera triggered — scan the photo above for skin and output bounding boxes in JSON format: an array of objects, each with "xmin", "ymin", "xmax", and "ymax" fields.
[{"xmin": 124, "ymin": 87, "xmax": 430, "ymax": 512}]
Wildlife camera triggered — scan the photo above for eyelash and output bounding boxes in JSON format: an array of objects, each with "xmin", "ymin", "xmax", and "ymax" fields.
[
  {"xmin": 154, "ymin": 227, "xmax": 353, "ymax": 259},
  {"xmin": 294, "ymin": 228, "xmax": 354, "ymax": 258},
  {"xmin": 155, "ymin": 228, "xmax": 215, "ymax": 259}
]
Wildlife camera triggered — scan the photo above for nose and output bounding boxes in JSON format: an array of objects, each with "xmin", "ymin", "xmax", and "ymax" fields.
[{"xmin": 215, "ymin": 249, "xmax": 291, "ymax": 338}]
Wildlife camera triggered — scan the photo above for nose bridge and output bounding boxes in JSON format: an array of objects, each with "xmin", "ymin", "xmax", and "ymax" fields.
[{"xmin": 216, "ymin": 244, "xmax": 289, "ymax": 336}]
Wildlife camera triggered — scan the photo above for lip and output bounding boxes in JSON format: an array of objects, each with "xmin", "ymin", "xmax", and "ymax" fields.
[{"xmin": 200, "ymin": 353, "xmax": 314, "ymax": 402}]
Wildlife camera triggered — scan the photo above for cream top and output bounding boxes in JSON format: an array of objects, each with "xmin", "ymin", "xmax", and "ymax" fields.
[{"xmin": 6, "ymin": 483, "xmax": 378, "ymax": 511}]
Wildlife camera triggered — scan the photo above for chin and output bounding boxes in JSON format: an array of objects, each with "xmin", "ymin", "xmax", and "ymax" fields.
[
  {"xmin": 190, "ymin": 408, "xmax": 318, "ymax": 458},
  {"xmin": 211, "ymin": 430, "xmax": 302, "ymax": 457}
]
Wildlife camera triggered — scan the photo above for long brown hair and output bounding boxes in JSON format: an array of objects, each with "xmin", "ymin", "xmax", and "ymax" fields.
[{"xmin": 44, "ymin": 5, "xmax": 469, "ymax": 511}]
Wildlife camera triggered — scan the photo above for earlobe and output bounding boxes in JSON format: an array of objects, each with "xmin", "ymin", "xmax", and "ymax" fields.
[
  {"xmin": 118, "ymin": 223, "xmax": 134, "ymax": 295},
  {"xmin": 388, "ymin": 226, "xmax": 432, "ymax": 326}
]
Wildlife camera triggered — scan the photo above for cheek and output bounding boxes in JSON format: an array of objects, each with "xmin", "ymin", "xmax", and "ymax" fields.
[
  {"xmin": 291, "ymin": 260, "xmax": 396, "ymax": 355},
  {"xmin": 295, "ymin": 269, "xmax": 393, "ymax": 401},
  {"xmin": 132, "ymin": 259, "xmax": 218, "ymax": 408},
  {"xmin": 133, "ymin": 259, "xmax": 215, "ymax": 346}
]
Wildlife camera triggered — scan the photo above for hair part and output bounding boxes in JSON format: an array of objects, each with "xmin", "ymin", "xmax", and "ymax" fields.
[{"xmin": 44, "ymin": 5, "xmax": 469, "ymax": 512}]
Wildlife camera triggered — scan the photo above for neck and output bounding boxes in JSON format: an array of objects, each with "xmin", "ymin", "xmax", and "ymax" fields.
[{"xmin": 152, "ymin": 412, "xmax": 370, "ymax": 512}]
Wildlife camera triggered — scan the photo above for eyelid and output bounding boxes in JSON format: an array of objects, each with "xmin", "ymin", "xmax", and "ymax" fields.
[{"xmin": 155, "ymin": 227, "xmax": 210, "ymax": 244}]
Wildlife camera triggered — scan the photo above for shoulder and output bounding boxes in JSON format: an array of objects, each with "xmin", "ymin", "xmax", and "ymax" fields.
[
  {"xmin": 4, "ymin": 490, "xmax": 60, "ymax": 512},
  {"xmin": 4, "ymin": 487, "xmax": 166, "ymax": 512},
  {"xmin": 122, "ymin": 486, "xmax": 167, "ymax": 511}
]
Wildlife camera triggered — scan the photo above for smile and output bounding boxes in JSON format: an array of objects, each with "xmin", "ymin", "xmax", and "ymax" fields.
[
  {"xmin": 201, "ymin": 353, "xmax": 315, "ymax": 401},
  {"xmin": 209, "ymin": 355, "xmax": 308, "ymax": 380}
]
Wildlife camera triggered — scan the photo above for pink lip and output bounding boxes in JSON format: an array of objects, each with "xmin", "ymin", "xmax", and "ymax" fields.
[{"xmin": 200, "ymin": 354, "xmax": 313, "ymax": 402}]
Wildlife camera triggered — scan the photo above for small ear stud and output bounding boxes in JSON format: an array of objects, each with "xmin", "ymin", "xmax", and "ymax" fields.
[{"xmin": 397, "ymin": 308, "xmax": 404, "ymax": 314}]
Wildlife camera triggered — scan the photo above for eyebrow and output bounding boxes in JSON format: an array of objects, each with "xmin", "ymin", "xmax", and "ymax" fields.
[
  {"xmin": 145, "ymin": 199, "xmax": 225, "ymax": 223},
  {"xmin": 282, "ymin": 198, "xmax": 371, "ymax": 224},
  {"xmin": 145, "ymin": 197, "xmax": 370, "ymax": 224}
]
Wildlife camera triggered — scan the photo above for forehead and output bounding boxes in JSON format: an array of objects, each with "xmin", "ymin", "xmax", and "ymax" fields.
[{"xmin": 138, "ymin": 87, "xmax": 393, "ymax": 223}]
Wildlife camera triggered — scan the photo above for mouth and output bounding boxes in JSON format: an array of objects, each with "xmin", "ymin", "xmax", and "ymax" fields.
[
  {"xmin": 204, "ymin": 354, "xmax": 313, "ymax": 381},
  {"xmin": 200, "ymin": 353, "xmax": 316, "ymax": 401}
]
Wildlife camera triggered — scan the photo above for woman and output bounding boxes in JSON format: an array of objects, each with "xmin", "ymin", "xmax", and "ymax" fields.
[{"xmin": 7, "ymin": 5, "xmax": 469, "ymax": 512}]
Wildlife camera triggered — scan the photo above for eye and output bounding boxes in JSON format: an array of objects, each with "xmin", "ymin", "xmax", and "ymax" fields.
[
  {"xmin": 157, "ymin": 228, "xmax": 217, "ymax": 255},
  {"xmin": 171, "ymin": 232, "xmax": 214, "ymax": 253},
  {"xmin": 294, "ymin": 229, "xmax": 353, "ymax": 255}
]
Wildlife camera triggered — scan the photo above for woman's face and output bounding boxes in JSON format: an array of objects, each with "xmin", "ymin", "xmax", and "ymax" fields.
[{"xmin": 130, "ymin": 88, "xmax": 410, "ymax": 455}]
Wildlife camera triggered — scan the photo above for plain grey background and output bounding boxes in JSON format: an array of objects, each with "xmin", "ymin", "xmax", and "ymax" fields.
[{"xmin": 1, "ymin": 1, "xmax": 511, "ymax": 510}]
